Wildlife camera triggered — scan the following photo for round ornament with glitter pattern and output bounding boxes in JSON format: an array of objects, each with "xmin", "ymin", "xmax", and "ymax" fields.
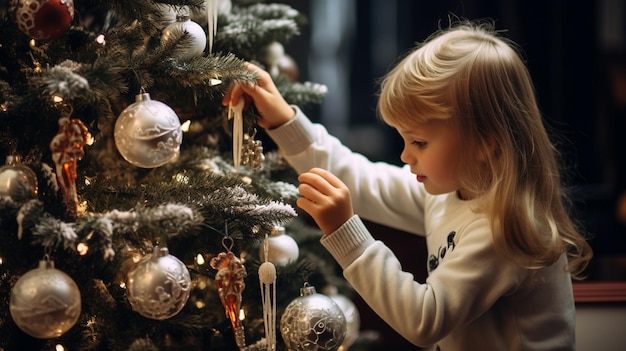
[
  {"xmin": 114, "ymin": 92, "xmax": 182, "ymax": 168},
  {"xmin": 126, "ymin": 246, "xmax": 191, "ymax": 320},
  {"xmin": 280, "ymin": 284, "xmax": 347, "ymax": 351},
  {"xmin": 9, "ymin": 259, "xmax": 81, "ymax": 339}
]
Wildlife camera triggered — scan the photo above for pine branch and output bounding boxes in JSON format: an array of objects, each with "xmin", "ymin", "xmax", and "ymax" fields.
[
  {"xmin": 0, "ymin": 1, "xmax": 360, "ymax": 350},
  {"xmin": 215, "ymin": 3, "xmax": 302, "ymax": 60}
]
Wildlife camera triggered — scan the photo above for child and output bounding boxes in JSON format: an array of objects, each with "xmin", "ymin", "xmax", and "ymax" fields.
[{"xmin": 224, "ymin": 20, "xmax": 593, "ymax": 350}]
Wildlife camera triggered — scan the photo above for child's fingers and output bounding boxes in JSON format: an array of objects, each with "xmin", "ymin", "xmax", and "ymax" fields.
[
  {"xmin": 298, "ymin": 171, "xmax": 338, "ymax": 196},
  {"xmin": 297, "ymin": 182, "xmax": 322, "ymax": 203},
  {"xmin": 222, "ymin": 84, "xmax": 240, "ymax": 106},
  {"xmin": 304, "ymin": 168, "xmax": 347, "ymax": 190}
]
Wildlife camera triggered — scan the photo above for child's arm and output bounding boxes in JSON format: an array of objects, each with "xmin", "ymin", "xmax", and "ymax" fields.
[
  {"xmin": 222, "ymin": 62, "xmax": 295, "ymax": 130},
  {"xmin": 223, "ymin": 63, "xmax": 355, "ymax": 235}
]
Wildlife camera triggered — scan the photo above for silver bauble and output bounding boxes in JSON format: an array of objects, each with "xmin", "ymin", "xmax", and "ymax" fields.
[
  {"xmin": 260, "ymin": 41, "xmax": 285, "ymax": 70},
  {"xmin": 0, "ymin": 155, "xmax": 38, "ymax": 202},
  {"xmin": 126, "ymin": 246, "xmax": 191, "ymax": 320},
  {"xmin": 280, "ymin": 284, "xmax": 347, "ymax": 351},
  {"xmin": 259, "ymin": 226, "xmax": 299, "ymax": 266},
  {"xmin": 114, "ymin": 92, "xmax": 182, "ymax": 168},
  {"xmin": 9, "ymin": 259, "xmax": 81, "ymax": 339},
  {"xmin": 325, "ymin": 287, "xmax": 361, "ymax": 350},
  {"xmin": 276, "ymin": 54, "xmax": 300, "ymax": 81},
  {"xmin": 161, "ymin": 14, "xmax": 207, "ymax": 59}
]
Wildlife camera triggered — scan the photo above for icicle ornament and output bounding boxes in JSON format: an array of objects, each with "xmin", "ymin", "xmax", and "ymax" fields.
[
  {"xmin": 228, "ymin": 96, "xmax": 244, "ymax": 171},
  {"xmin": 210, "ymin": 236, "xmax": 247, "ymax": 349},
  {"xmin": 206, "ymin": 0, "xmax": 219, "ymax": 54},
  {"xmin": 258, "ymin": 233, "xmax": 277, "ymax": 351}
]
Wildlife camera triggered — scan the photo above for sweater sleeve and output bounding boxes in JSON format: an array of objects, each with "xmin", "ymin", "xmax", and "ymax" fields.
[
  {"xmin": 322, "ymin": 212, "xmax": 527, "ymax": 347},
  {"xmin": 266, "ymin": 107, "xmax": 427, "ymax": 235}
]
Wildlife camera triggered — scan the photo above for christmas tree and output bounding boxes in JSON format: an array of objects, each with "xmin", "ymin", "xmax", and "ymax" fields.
[{"xmin": 0, "ymin": 0, "xmax": 365, "ymax": 350}]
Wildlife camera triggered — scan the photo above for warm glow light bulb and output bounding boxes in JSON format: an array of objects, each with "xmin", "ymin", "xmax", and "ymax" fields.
[
  {"xmin": 76, "ymin": 243, "xmax": 89, "ymax": 255},
  {"xmin": 196, "ymin": 253, "xmax": 205, "ymax": 265}
]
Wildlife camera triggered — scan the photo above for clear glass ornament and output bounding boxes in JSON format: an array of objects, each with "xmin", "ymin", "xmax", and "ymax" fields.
[
  {"xmin": 0, "ymin": 155, "xmax": 38, "ymax": 201},
  {"xmin": 280, "ymin": 283, "xmax": 347, "ymax": 351},
  {"xmin": 114, "ymin": 92, "xmax": 182, "ymax": 168},
  {"xmin": 126, "ymin": 246, "xmax": 191, "ymax": 320},
  {"xmin": 9, "ymin": 258, "xmax": 81, "ymax": 339}
]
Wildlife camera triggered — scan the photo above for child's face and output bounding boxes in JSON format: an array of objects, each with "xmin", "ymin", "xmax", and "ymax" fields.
[{"xmin": 395, "ymin": 119, "xmax": 465, "ymax": 198}]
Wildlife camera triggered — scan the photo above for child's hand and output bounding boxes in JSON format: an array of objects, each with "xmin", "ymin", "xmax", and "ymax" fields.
[
  {"xmin": 297, "ymin": 168, "xmax": 355, "ymax": 236},
  {"xmin": 222, "ymin": 62, "xmax": 295, "ymax": 130}
]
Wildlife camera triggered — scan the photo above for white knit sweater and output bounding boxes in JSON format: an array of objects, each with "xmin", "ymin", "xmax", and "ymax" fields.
[{"xmin": 266, "ymin": 107, "xmax": 576, "ymax": 350}]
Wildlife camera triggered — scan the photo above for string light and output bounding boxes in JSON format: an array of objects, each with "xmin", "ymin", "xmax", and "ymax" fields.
[
  {"xmin": 181, "ymin": 119, "xmax": 191, "ymax": 132},
  {"xmin": 77, "ymin": 242, "xmax": 89, "ymax": 255},
  {"xmin": 95, "ymin": 34, "xmax": 106, "ymax": 45},
  {"xmin": 195, "ymin": 253, "xmax": 205, "ymax": 265}
]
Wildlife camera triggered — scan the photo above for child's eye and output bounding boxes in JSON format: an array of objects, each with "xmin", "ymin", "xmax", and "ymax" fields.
[{"xmin": 412, "ymin": 140, "xmax": 427, "ymax": 148}]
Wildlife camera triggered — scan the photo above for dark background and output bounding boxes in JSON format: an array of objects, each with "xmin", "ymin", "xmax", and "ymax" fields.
[
  {"xmin": 280, "ymin": 0, "xmax": 626, "ymax": 273},
  {"xmin": 279, "ymin": 1, "xmax": 626, "ymax": 349}
]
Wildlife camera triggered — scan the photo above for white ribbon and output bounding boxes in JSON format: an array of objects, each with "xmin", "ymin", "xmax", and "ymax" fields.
[{"xmin": 228, "ymin": 97, "xmax": 244, "ymax": 172}]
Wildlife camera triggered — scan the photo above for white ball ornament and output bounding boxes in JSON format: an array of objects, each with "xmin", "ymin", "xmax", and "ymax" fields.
[
  {"xmin": 161, "ymin": 12, "xmax": 207, "ymax": 60},
  {"xmin": 9, "ymin": 259, "xmax": 81, "ymax": 339},
  {"xmin": 126, "ymin": 246, "xmax": 191, "ymax": 320},
  {"xmin": 259, "ymin": 226, "xmax": 299, "ymax": 265},
  {"xmin": 114, "ymin": 92, "xmax": 182, "ymax": 168},
  {"xmin": 280, "ymin": 284, "xmax": 347, "ymax": 351}
]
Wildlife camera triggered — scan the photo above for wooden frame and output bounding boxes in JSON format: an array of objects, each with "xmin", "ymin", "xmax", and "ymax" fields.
[{"xmin": 573, "ymin": 281, "xmax": 626, "ymax": 303}]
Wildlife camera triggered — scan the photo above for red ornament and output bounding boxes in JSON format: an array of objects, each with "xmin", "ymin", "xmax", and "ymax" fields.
[{"xmin": 10, "ymin": 0, "xmax": 74, "ymax": 41}]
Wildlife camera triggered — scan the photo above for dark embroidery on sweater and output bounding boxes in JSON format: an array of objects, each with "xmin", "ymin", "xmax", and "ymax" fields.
[{"xmin": 428, "ymin": 231, "xmax": 456, "ymax": 272}]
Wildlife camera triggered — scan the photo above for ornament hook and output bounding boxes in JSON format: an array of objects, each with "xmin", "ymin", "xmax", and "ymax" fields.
[{"xmin": 221, "ymin": 236, "xmax": 234, "ymax": 252}]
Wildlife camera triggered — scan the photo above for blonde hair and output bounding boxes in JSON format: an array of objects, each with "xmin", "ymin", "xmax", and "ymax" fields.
[{"xmin": 378, "ymin": 20, "xmax": 592, "ymax": 278}]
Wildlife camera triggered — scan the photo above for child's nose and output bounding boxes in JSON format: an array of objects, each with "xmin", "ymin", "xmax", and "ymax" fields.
[{"xmin": 400, "ymin": 146, "xmax": 413, "ymax": 164}]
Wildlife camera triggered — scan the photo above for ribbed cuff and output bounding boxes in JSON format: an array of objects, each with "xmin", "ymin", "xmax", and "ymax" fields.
[{"xmin": 321, "ymin": 215, "xmax": 375, "ymax": 269}]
